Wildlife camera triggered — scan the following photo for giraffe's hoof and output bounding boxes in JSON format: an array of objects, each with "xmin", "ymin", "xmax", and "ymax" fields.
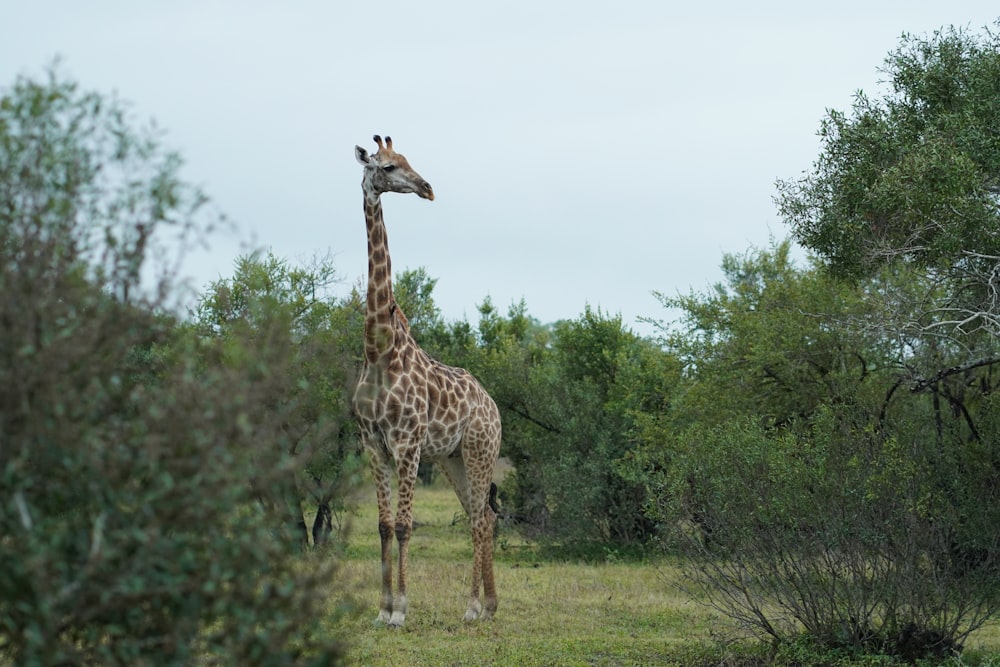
[
  {"xmin": 463, "ymin": 598, "xmax": 483, "ymax": 622},
  {"xmin": 388, "ymin": 611, "xmax": 406, "ymax": 627}
]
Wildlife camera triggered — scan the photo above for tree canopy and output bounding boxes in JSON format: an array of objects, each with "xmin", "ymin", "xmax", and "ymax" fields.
[{"xmin": 778, "ymin": 24, "xmax": 1000, "ymax": 338}]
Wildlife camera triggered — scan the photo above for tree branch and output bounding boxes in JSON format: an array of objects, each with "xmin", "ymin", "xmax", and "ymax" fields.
[
  {"xmin": 502, "ymin": 401, "xmax": 562, "ymax": 434},
  {"xmin": 909, "ymin": 357, "xmax": 1000, "ymax": 393}
]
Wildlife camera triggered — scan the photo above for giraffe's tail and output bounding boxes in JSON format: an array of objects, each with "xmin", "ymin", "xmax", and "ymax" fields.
[{"xmin": 488, "ymin": 483, "xmax": 500, "ymax": 515}]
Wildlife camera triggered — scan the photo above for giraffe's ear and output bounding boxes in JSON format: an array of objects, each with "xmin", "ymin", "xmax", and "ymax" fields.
[{"xmin": 355, "ymin": 145, "xmax": 370, "ymax": 165}]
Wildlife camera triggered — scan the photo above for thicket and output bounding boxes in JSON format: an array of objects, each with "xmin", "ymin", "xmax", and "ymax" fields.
[
  {"xmin": 0, "ymin": 70, "xmax": 344, "ymax": 665},
  {"xmin": 633, "ymin": 24, "xmax": 1000, "ymax": 661},
  {"xmin": 442, "ymin": 301, "xmax": 677, "ymax": 548},
  {"xmin": 636, "ymin": 244, "xmax": 1000, "ymax": 659},
  {"xmin": 193, "ymin": 250, "xmax": 365, "ymax": 546}
]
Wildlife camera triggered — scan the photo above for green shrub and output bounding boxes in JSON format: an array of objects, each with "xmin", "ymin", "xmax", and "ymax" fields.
[
  {"xmin": 649, "ymin": 407, "xmax": 1000, "ymax": 661},
  {"xmin": 0, "ymin": 67, "xmax": 346, "ymax": 666}
]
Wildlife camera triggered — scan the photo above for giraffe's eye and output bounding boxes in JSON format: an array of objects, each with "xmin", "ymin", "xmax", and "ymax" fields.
[{"xmin": 382, "ymin": 164, "xmax": 397, "ymax": 173}]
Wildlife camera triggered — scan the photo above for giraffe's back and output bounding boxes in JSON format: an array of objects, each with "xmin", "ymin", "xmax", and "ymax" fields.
[
  {"xmin": 353, "ymin": 337, "xmax": 500, "ymax": 465},
  {"xmin": 422, "ymin": 356, "xmax": 500, "ymax": 462}
]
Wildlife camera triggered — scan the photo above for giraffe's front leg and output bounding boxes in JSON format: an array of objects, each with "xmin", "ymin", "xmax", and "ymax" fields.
[
  {"xmin": 377, "ymin": 520, "xmax": 394, "ymax": 625},
  {"xmin": 389, "ymin": 444, "xmax": 420, "ymax": 627},
  {"xmin": 370, "ymin": 456, "xmax": 395, "ymax": 625}
]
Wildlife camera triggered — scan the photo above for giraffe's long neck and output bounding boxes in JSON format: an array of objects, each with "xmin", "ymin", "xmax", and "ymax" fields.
[{"xmin": 363, "ymin": 191, "xmax": 395, "ymax": 363}]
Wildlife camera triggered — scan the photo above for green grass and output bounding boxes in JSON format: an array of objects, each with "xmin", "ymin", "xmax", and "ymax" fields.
[{"xmin": 323, "ymin": 481, "xmax": 1000, "ymax": 667}]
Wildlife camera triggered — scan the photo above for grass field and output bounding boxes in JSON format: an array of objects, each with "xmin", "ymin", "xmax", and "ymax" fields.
[{"xmin": 326, "ymin": 480, "xmax": 1000, "ymax": 667}]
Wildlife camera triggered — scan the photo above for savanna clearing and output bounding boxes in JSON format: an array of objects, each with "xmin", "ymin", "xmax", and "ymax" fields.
[{"xmin": 324, "ymin": 480, "xmax": 1000, "ymax": 667}]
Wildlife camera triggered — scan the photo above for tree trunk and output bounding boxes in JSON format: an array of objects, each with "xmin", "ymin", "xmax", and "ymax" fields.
[{"xmin": 312, "ymin": 500, "xmax": 333, "ymax": 546}]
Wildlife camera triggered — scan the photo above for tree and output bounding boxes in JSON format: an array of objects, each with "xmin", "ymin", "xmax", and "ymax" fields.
[
  {"xmin": 0, "ymin": 68, "xmax": 345, "ymax": 665},
  {"xmin": 765, "ymin": 27, "xmax": 1000, "ymax": 655},
  {"xmin": 636, "ymin": 242, "xmax": 1000, "ymax": 659},
  {"xmin": 539, "ymin": 307, "xmax": 675, "ymax": 545},
  {"xmin": 651, "ymin": 240, "xmax": 884, "ymax": 430},
  {"xmin": 393, "ymin": 266, "xmax": 447, "ymax": 347},
  {"xmin": 194, "ymin": 250, "xmax": 362, "ymax": 547},
  {"xmin": 777, "ymin": 23, "xmax": 1000, "ymax": 340},
  {"xmin": 464, "ymin": 299, "xmax": 680, "ymax": 548}
]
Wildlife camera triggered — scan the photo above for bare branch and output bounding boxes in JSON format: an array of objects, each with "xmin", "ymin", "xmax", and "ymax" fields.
[{"xmin": 909, "ymin": 357, "xmax": 1000, "ymax": 393}]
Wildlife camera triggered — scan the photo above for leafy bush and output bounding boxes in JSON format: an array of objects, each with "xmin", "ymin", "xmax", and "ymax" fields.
[
  {"xmin": 649, "ymin": 407, "xmax": 1000, "ymax": 660},
  {"xmin": 455, "ymin": 302, "xmax": 678, "ymax": 549},
  {"xmin": 194, "ymin": 250, "xmax": 364, "ymax": 547},
  {"xmin": 633, "ymin": 240, "xmax": 1000, "ymax": 661},
  {"xmin": 0, "ymin": 68, "xmax": 345, "ymax": 665}
]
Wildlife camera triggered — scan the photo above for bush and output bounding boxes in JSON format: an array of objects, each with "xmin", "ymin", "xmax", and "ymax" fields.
[
  {"xmin": 0, "ymin": 68, "xmax": 346, "ymax": 665},
  {"xmin": 459, "ymin": 303, "xmax": 677, "ymax": 549},
  {"xmin": 649, "ymin": 407, "xmax": 1000, "ymax": 661},
  {"xmin": 194, "ymin": 250, "xmax": 365, "ymax": 548}
]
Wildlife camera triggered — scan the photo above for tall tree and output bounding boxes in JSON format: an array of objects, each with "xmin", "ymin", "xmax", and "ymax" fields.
[{"xmin": 777, "ymin": 24, "xmax": 1000, "ymax": 342}]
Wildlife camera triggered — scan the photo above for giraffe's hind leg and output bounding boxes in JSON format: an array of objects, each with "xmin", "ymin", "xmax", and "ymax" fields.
[
  {"xmin": 474, "ymin": 492, "xmax": 498, "ymax": 620},
  {"xmin": 439, "ymin": 455, "xmax": 498, "ymax": 621}
]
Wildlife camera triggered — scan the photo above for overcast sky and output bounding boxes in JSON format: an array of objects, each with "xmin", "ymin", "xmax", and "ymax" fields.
[{"xmin": 3, "ymin": 2, "xmax": 999, "ymax": 336}]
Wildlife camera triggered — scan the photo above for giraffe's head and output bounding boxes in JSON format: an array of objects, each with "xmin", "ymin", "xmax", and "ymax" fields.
[{"xmin": 355, "ymin": 135, "xmax": 434, "ymax": 201}]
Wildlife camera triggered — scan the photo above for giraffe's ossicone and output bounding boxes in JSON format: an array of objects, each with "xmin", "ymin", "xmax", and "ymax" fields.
[{"xmin": 352, "ymin": 135, "xmax": 502, "ymax": 627}]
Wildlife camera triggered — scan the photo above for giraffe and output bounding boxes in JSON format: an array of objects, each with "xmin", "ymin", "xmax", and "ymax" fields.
[{"xmin": 352, "ymin": 135, "xmax": 502, "ymax": 627}]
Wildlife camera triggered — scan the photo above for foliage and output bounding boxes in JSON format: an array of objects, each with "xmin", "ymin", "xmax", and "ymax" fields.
[
  {"xmin": 658, "ymin": 411, "xmax": 1000, "ymax": 657},
  {"xmin": 451, "ymin": 299, "xmax": 679, "ymax": 549},
  {"xmin": 631, "ymin": 26, "xmax": 1000, "ymax": 660},
  {"xmin": 393, "ymin": 266, "xmax": 448, "ymax": 347},
  {"xmin": 194, "ymin": 250, "xmax": 364, "ymax": 546},
  {"xmin": 0, "ymin": 68, "xmax": 344, "ymax": 665},
  {"xmin": 776, "ymin": 24, "xmax": 1000, "ymax": 337},
  {"xmin": 651, "ymin": 240, "xmax": 884, "ymax": 430},
  {"xmin": 636, "ymin": 242, "xmax": 1000, "ymax": 660}
]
